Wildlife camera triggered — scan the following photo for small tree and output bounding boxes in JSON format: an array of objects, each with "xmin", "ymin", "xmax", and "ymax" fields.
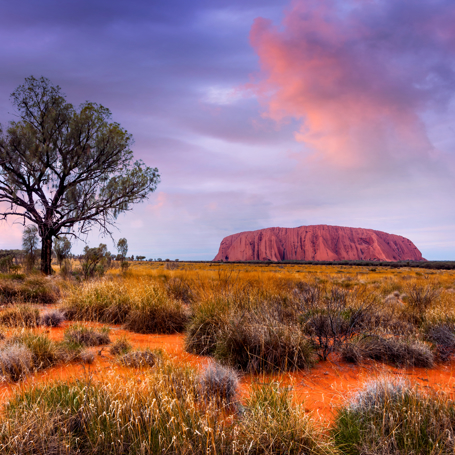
[
  {"xmin": 81, "ymin": 244, "xmax": 108, "ymax": 279},
  {"xmin": 136, "ymin": 256, "xmax": 145, "ymax": 261},
  {"xmin": 53, "ymin": 237, "xmax": 71, "ymax": 268},
  {"xmin": 117, "ymin": 238, "xmax": 129, "ymax": 272},
  {"xmin": 22, "ymin": 225, "xmax": 39, "ymax": 270},
  {"xmin": 117, "ymin": 238, "xmax": 128, "ymax": 260},
  {"xmin": 0, "ymin": 77, "xmax": 160, "ymax": 275}
]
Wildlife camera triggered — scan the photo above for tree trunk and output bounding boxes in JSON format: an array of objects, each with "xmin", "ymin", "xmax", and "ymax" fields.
[{"xmin": 41, "ymin": 235, "xmax": 53, "ymax": 275}]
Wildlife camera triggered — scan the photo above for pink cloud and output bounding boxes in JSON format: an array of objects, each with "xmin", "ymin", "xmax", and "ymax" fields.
[{"xmin": 249, "ymin": 0, "xmax": 455, "ymax": 169}]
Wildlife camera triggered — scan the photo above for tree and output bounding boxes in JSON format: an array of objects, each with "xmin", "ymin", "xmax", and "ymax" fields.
[
  {"xmin": 81, "ymin": 243, "xmax": 108, "ymax": 279},
  {"xmin": 0, "ymin": 77, "xmax": 160, "ymax": 275},
  {"xmin": 53, "ymin": 237, "xmax": 71, "ymax": 268},
  {"xmin": 117, "ymin": 238, "xmax": 128, "ymax": 260},
  {"xmin": 22, "ymin": 225, "xmax": 39, "ymax": 270}
]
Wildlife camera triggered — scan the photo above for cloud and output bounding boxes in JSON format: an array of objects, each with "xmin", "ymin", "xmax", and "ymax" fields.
[{"xmin": 249, "ymin": 0, "xmax": 455, "ymax": 170}]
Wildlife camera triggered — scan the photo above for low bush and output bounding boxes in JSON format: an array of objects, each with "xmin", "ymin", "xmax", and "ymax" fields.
[
  {"xmin": 185, "ymin": 299, "xmax": 229, "ymax": 356},
  {"xmin": 0, "ymin": 306, "xmax": 40, "ymax": 327},
  {"xmin": 123, "ymin": 287, "xmax": 189, "ymax": 334},
  {"xmin": 342, "ymin": 336, "xmax": 434, "ymax": 368},
  {"xmin": 0, "ymin": 344, "xmax": 33, "ymax": 382},
  {"xmin": 118, "ymin": 349, "xmax": 157, "ymax": 368},
  {"xmin": 62, "ymin": 280, "xmax": 131, "ymax": 323},
  {"xmin": 78, "ymin": 349, "xmax": 95, "ymax": 364},
  {"xmin": 425, "ymin": 323, "xmax": 455, "ymax": 361},
  {"xmin": 40, "ymin": 310, "xmax": 65, "ymax": 328},
  {"xmin": 10, "ymin": 333, "xmax": 64, "ymax": 370},
  {"xmin": 334, "ymin": 377, "xmax": 455, "ymax": 455},
  {"xmin": 63, "ymin": 280, "xmax": 189, "ymax": 334},
  {"xmin": 64, "ymin": 325, "xmax": 110, "ymax": 347},
  {"xmin": 215, "ymin": 315, "xmax": 315, "ymax": 373},
  {"xmin": 165, "ymin": 276, "xmax": 194, "ymax": 303},
  {"xmin": 0, "ymin": 277, "xmax": 58, "ymax": 304},
  {"xmin": 405, "ymin": 283, "xmax": 440, "ymax": 324},
  {"xmin": 109, "ymin": 336, "xmax": 132, "ymax": 356},
  {"xmin": 198, "ymin": 361, "xmax": 239, "ymax": 406}
]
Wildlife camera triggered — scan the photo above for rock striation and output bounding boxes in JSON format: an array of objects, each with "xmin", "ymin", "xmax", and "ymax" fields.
[{"xmin": 213, "ymin": 225, "xmax": 425, "ymax": 262}]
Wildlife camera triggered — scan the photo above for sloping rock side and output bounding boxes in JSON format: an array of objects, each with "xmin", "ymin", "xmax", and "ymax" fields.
[{"xmin": 213, "ymin": 225, "xmax": 425, "ymax": 262}]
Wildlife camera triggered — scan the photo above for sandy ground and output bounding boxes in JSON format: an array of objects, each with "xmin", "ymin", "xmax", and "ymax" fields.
[{"xmin": 2, "ymin": 321, "xmax": 455, "ymax": 424}]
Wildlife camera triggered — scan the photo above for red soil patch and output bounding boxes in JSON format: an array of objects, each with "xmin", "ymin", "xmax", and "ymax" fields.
[{"xmin": 2, "ymin": 323, "xmax": 455, "ymax": 424}]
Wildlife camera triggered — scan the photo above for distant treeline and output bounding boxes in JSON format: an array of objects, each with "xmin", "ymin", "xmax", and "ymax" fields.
[{"xmin": 206, "ymin": 260, "xmax": 455, "ymax": 270}]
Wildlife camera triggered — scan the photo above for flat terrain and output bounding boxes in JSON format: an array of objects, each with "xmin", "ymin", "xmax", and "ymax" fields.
[{"xmin": 0, "ymin": 261, "xmax": 454, "ymax": 453}]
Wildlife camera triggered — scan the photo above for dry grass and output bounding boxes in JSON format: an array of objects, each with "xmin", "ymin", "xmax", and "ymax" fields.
[
  {"xmin": 63, "ymin": 324, "xmax": 111, "ymax": 347},
  {"xmin": 0, "ymin": 360, "xmax": 335, "ymax": 454},
  {"xmin": 118, "ymin": 349, "xmax": 158, "ymax": 368},
  {"xmin": 334, "ymin": 377, "xmax": 455, "ymax": 454},
  {"xmin": 342, "ymin": 336, "xmax": 434, "ymax": 367},
  {"xmin": 0, "ymin": 305, "xmax": 40, "ymax": 327},
  {"xmin": 63, "ymin": 280, "xmax": 189, "ymax": 333}
]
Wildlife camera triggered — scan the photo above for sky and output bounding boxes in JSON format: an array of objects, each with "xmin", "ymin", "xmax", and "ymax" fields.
[{"xmin": 0, "ymin": 0, "xmax": 454, "ymax": 260}]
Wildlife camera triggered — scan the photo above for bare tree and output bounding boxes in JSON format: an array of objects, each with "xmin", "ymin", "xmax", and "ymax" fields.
[{"xmin": 0, "ymin": 76, "xmax": 160, "ymax": 274}]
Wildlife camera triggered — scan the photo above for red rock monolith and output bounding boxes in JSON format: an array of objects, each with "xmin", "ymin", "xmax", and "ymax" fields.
[{"xmin": 213, "ymin": 225, "xmax": 425, "ymax": 262}]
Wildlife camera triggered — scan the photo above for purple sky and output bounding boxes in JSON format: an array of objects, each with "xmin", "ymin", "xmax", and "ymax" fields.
[{"xmin": 0, "ymin": 0, "xmax": 454, "ymax": 260}]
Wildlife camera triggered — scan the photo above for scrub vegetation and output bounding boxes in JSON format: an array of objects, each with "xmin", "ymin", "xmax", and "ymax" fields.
[{"xmin": 0, "ymin": 261, "xmax": 453, "ymax": 452}]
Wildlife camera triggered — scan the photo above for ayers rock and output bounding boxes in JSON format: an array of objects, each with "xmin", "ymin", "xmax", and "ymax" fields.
[{"xmin": 213, "ymin": 225, "xmax": 425, "ymax": 262}]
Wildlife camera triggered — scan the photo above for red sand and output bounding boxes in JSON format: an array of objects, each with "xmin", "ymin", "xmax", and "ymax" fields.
[{"xmin": 2, "ymin": 324, "xmax": 455, "ymax": 423}]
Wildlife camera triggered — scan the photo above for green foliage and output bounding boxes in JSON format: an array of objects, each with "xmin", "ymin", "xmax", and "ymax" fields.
[
  {"xmin": 117, "ymin": 238, "xmax": 128, "ymax": 259},
  {"xmin": 0, "ymin": 76, "xmax": 160, "ymax": 274},
  {"xmin": 0, "ymin": 256, "xmax": 14, "ymax": 274},
  {"xmin": 22, "ymin": 226, "xmax": 39, "ymax": 271},
  {"xmin": 80, "ymin": 244, "xmax": 109, "ymax": 279},
  {"xmin": 53, "ymin": 237, "xmax": 71, "ymax": 267}
]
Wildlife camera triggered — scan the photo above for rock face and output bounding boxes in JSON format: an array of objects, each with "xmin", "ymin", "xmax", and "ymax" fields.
[{"xmin": 213, "ymin": 225, "xmax": 425, "ymax": 262}]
